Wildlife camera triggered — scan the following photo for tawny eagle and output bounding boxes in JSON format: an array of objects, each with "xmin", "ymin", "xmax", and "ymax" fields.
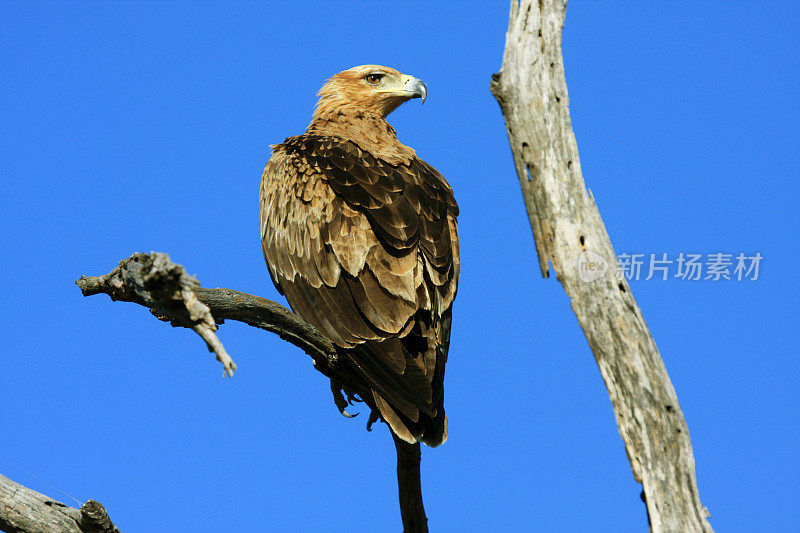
[{"xmin": 260, "ymin": 65, "xmax": 459, "ymax": 446}]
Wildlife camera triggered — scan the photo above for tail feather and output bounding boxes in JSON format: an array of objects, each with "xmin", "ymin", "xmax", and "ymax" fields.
[
  {"xmin": 422, "ymin": 409, "xmax": 448, "ymax": 447},
  {"xmin": 373, "ymin": 391, "xmax": 420, "ymax": 444},
  {"xmin": 372, "ymin": 390, "xmax": 447, "ymax": 447}
]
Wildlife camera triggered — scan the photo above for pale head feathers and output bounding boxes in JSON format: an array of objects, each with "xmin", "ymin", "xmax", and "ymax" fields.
[
  {"xmin": 313, "ymin": 65, "xmax": 426, "ymax": 120},
  {"xmin": 306, "ymin": 65, "xmax": 426, "ymax": 164}
]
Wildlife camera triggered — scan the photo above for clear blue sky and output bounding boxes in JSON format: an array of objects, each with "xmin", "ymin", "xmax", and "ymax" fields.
[{"xmin": 1, "ymin": 1, "xmax": 797, "ymax": 531}]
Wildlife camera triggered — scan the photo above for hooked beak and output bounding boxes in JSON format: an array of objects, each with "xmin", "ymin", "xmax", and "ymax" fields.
[
  {"xmin": 374, "ymin": 73, "xmax": 428, "ymax": 115},
  {"xmin": 403, "ymin": 75, "xmax": 427, "ymax": 104}
]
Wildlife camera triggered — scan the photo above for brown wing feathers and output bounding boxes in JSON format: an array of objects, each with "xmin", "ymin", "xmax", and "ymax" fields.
[{"xmin": 261, "ymin": 134, "xmax": 458, "ymax": 446}]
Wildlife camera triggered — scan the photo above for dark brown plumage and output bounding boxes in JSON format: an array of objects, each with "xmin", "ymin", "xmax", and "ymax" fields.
[{"xmin": 260, "ymin": 65, "xmax": 459, "ymax": 446}]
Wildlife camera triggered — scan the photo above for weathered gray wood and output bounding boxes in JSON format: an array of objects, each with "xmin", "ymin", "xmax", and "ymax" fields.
[
  {"xmin": 75, "ymin": 252, "xmax": 339, "ymax": 377},
  {"xmin": 0, "ymin": 474, "xmax": 119, "ymax": 533},
  {"xmin": 490, "ymin": 1, "xmax": 713, "ymax": 531},
  {"xmin": 77, "ymin": 252, "xmax": 240, "ymax": 377}
]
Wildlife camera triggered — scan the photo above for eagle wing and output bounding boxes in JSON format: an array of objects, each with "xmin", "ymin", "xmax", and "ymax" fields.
[{"xmin": 260, "ymin": 135, "xmax": 459, "ymax": 445}]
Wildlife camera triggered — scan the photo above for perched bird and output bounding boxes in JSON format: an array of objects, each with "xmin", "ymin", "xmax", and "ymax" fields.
[{"xmin": 260, "ymin": 65, "xmax": 459, "ymax": 446}]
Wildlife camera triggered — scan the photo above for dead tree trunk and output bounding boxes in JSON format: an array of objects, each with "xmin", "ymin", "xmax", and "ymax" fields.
[
  {"xmin": 0, "ymin": 474, "xmax": 119, "ymax": 533},
  {"xmin": 490, "ymin": 1, "xmax": 713, "ymax": 531}
]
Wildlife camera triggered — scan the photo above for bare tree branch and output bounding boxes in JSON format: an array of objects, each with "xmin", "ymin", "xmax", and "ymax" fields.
[
  {"xmin": 76, "ymin": 252, "xmax": 237, "ymax": 376},
  {"xmin": 490, "ymin": 1, "xmax": 713, "ymax": 531},
  {"xmin": 0, "ymin": 474, "xmax": 119, "ymax": 533},
  {"xmin": 75, "ymin": 252, "xmax": 339, "ymax": 376},
  {"xmin": 69, "ymin": 251, "xmax": 425, "ymax": 531},
  {"xmin": 393, "ymin": 435, "xmax": 427, "ymax": 533}
]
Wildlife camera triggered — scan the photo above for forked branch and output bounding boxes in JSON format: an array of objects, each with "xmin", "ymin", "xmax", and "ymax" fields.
[
  {"xmin": 69, "ymin": 251, "xmax": 423, "ymax": 532},
  {"xmin": 75, "ymin": 252, "xmax": 339, "ymax": 377}
]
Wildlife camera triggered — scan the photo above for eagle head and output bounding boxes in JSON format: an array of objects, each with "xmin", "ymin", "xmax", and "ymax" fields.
[{"xmin": 314, "ymin": 65, "xmax": 427, "ymax": 119}]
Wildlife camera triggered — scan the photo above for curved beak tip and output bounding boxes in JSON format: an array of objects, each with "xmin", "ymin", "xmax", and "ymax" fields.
[{"xmin": 407, "ymin": 78, "xmax": 427, "ymax": 105}]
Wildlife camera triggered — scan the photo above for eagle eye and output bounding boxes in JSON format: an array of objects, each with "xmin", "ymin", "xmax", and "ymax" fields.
[{"xmin": 365, "ymin": 72, "xmax": 384, "ymax": 85}]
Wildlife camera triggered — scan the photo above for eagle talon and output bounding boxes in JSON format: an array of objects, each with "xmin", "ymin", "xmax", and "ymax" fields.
[
  {"xmin": 339, "ymin": 408, "xmax": 358, "ymax": 419},
  {"xmin": 366, "ymin": 411, "xmax": 380, "ymax": 432},
  {"xmin": 330, "ymin": 380, "xmax": 359, "ymax": 418}
]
